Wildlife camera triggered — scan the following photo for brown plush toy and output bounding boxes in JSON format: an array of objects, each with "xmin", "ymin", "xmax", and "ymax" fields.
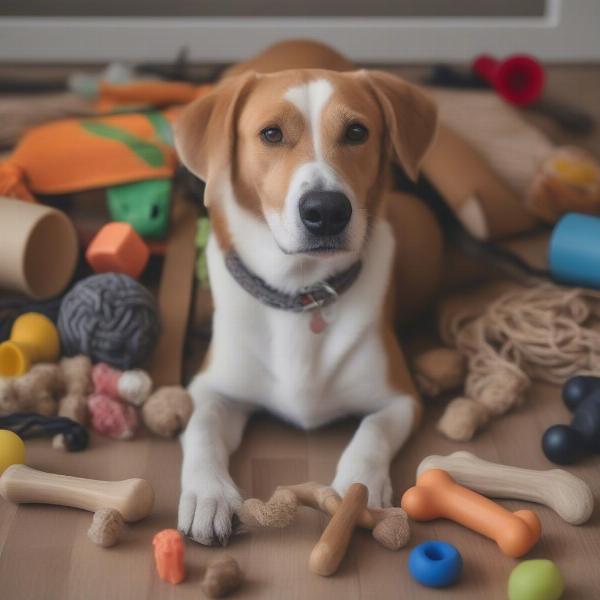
[
  {"xmin": 142, "ymin": 386, "xmax": 193, "ymax": 438},
  {"xmin": 53, "ymin": 355, "xmax": 93, "ymax": 449},
  {"xmin": 0, "ymin": 363, "xmax": 64, "ymax": 416}
]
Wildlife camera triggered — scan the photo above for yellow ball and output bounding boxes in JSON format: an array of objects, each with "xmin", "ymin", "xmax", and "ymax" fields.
[{"xmin": 0, "ymin": 430, "xmax": 25, "ymax": 475}]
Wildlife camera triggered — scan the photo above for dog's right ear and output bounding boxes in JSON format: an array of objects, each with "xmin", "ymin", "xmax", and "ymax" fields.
[{"xmin": 174, "ymin": 72, "xmax": 256, "ymax": 205}]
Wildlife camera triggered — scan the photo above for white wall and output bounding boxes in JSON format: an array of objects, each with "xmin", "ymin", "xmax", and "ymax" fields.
[{"xmin": 0, "ymin": 0, "xmax": 598, "ymax": 63}]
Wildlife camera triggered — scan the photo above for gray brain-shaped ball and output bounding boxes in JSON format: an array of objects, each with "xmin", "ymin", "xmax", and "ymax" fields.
[{"xmin": 58, "ymin": 273, "xmax": 161, "ymax": 370}]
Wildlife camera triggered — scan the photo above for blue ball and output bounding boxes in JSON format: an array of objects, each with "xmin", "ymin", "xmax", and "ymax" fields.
[{"xmin": 408, "ymin": 541, "xmax": 463, "ymax": 588}]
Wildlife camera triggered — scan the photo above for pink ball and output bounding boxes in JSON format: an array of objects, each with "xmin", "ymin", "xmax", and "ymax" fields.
[
  {"xmin": 92, "ymin": 363, "xmax": 121, "ymax": 397},
  {"xmin": 88, "ymin": 393, "xmax": 138, "ymax": 440}
]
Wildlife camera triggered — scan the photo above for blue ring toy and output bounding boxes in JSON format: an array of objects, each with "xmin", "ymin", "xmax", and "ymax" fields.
[{"xmin": 408, "ymin": 541, "xmax": 463, "ymax": 588}]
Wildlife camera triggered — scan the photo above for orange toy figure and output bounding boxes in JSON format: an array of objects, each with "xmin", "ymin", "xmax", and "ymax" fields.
[
  {"xmin": 401, "ymin": 469, "xmax": 541, "ymax": 558},
  {"xmin": 153, "ymin": 529, "xmax": 185, "ymax": 585},
  {"xmin": 86, "ymin": 222, "xmax": 150, "ymax": 279}
]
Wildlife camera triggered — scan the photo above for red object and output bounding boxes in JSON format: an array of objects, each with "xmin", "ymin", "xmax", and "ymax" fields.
[
  {"xmin": 85, "ymin": 222, "xmax": 150, "ymax": 279},
  {"xmin": 472, "ymin": 54, "xmax": 545, "ymax": 106}
]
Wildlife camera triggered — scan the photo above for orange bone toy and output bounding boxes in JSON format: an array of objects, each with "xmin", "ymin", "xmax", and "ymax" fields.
[
  {"xmin": 153, "ymin": 529, "xmax": 185, "ymax": 585},
  {"xmin": 401, "ymin": 469, "xmax": 541, "ymax": 558}
]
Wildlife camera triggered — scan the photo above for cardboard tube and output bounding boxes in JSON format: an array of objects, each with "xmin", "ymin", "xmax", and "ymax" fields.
[{"xmin": 0, "ymin": 197, "xmax": 78, "ymax": 299}]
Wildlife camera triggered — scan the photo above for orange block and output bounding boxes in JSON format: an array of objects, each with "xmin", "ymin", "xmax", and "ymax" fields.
[{"xmin": 86, "ymin": 222, "xmax": 150, "ymax": 279}]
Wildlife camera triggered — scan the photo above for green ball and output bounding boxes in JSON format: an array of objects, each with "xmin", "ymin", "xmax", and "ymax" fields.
[{"xmin": 508, "ymin": 560, "xmax": 564, "ymax": 600}]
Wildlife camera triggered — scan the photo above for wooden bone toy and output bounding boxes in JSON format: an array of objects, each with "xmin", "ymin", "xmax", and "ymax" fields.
[
  {"xmin": 0, "ymin": 443, "xmax": 154, "ymax": 547},
  {"xmin": 237, "ymin": 481, "xmax": 410, "ymax": 551},
  {"xmin": 417, "ymin": 451, "xmax": 594, "ymax": 525},
  {"xmin": 401, "ymin": 469, "xmax": 541, "ymax": 558}
]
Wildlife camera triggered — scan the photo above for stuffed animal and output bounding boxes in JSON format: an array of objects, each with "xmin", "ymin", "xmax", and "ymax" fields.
[{"xmin": 0, "ymin": 363, "xmax": 64, "ymax": 416}]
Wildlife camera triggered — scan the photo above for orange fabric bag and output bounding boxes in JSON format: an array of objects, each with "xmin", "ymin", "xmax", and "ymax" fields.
[{"xmin": 0, "ymin": 109, "xmax": 182, "ymax": 202}]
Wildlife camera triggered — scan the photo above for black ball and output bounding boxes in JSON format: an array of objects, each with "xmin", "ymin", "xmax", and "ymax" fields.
[
  {"xmin": 562, "ymin": 376, "xmax": 600, "ymax": 412},
  {"xmin": 542, "ymin": 425, "xmax": 586, "ymax": 465}
]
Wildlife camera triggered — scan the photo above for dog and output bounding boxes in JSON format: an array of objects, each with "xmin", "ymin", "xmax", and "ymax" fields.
[{"xmin": 174, "ymin": 39, "xmax": 444, "ymax": 545}]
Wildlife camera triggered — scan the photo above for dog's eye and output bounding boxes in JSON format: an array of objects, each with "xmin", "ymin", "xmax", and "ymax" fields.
[
  {"xmin": 344, "ymin": 123, "xmax": 368, "ymax": 144},
  {"xmin": 260, "ymin": 127, "xmax": 283, "ymax": 144}
]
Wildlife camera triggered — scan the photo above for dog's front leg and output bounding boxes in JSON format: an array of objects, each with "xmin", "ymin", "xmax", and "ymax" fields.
[
  {"xmin": 179, "ymin": 382, "xmax": 253, "ymax": 545},
  {"xmin": 332, "ymin": 398, "xmax": 416, "ymax": 508}
]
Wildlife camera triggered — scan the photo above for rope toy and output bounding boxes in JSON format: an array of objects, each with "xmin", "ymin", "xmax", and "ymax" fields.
[
  {"xmin": 438, "ymin": 283, "xmax": 600, "ymax": 441},
  {"xmin": 0, "ymin": 412, "xmax": 88, "ymax": 451},
  {"xmin": 58, "ymin": 273, "xmax": 161, "ymax": 370},
  {"xmin": 237, "ymin": 481, "xmax": 410, "ymax": 551}
]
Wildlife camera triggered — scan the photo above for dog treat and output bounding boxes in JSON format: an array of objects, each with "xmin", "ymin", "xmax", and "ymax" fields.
[
  {"xmin": 92, "ymin": 362, "xmax": 153, "ymax": 407},
  {"xmin": 413, "ymin": 347, "xmax": 467, "ymax": 397},
  {"xmin": 417, "ymin": 451, "xmax": 594, "ymax": 525},
  {"xmin": 153, "ymin": 529, "xmax": 185, "ymax": 585},
  {"xmin": 141, "ymin": 386, "xmax": 193, "ymax": 437},
  {"xmin": 201, "ymin": 555, "xmax": 243, "ymax": 598},
  {"xmin": 87, "ymin": 507, "xmax": 125, "ymax": 547},
  {"xmin": 237, "ymin": 481, "xmax": 410, "ymax": 551},
  {"xmin": 309, "ymin": 483, "xmax": 368, "ymax": 576},
  {"xmin": 401, "ymin": 469, "xmax": 541, "ymax": 558}
]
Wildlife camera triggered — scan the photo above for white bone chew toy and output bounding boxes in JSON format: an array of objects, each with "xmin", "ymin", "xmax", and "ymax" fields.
[
  {"xmin": 417, "ymin": 451, "xmax": 593, "ymax": 525},
  {"xmin": 0, "ymin": 430, "xmax": 154, "ymax": 546}
]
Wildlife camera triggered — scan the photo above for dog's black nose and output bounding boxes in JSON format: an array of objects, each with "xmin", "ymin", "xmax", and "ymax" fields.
[{"xmin": 299, "ymin": 191, "xmax": 352, "ymax": 237}]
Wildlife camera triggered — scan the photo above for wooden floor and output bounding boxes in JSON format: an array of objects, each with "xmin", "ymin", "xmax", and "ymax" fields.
[{"xmin": 1, "ymin": 64, "xmax": 600, "ymax": 600}]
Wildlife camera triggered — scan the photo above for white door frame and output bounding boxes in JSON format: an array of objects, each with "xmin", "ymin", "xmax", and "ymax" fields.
[{"xmin": 0, "ymin": 0, "xmax": 598, "ymax": 64}]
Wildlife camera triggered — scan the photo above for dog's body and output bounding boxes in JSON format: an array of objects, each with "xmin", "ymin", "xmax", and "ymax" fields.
[{"xmin": 175, "ymin": 40, "xmax": 444, "ymax": 545}]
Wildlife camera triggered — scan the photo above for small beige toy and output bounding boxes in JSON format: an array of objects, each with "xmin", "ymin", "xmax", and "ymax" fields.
[{"xmin": 417, "ymin": 451, "xmax": 594, "ymax": 525}]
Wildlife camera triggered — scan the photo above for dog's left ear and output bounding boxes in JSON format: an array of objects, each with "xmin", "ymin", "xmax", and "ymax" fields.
[
  {"xmin": 174, "ymin": 72, "xmax": 256, "ymax": 205},
  {"xmin": 359, "ymin": 70, "xmax": 438, "ymax": 181}
]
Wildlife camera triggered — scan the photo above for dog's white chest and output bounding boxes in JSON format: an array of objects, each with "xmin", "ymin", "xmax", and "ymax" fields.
[{"xmin": 201, "ymin": 219, "xmax": 396, "ymax": 429}]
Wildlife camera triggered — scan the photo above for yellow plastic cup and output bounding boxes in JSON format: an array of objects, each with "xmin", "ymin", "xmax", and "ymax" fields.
[{"xmin": 0, "ymin": 312, "xmax": 60, "ymax": 377}]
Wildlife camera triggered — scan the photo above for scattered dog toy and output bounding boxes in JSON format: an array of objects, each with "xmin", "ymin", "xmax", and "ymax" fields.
[
  {"xmin": 309, "ymin": 482, "xmax": 368, "ymax": 576},
  {"xmin": 201, "ymin": 555, "xmax": 243, "ymax": 598},
  {"xmin": 0, "ymin": 412, "xmax": 89, "ymax": 452},
  {"xmin": 562, "ymin": 375, "xmax": 600, "ymax": 412},
  {"xmin": 237, "ymin": 481, "xmax": 410, "ymax": 551},
  {"xmin": 92, "ymin": 362, "xmax": 152, "ymax": 407},
  {"xmin": 58, "ymin": 273, "xmax": 160, "ymax": 370},
  {"xmin": 0, "ymin": 363, "xmax": 63, "ymax": 417},
  {"xmin": 508, "ymin": 559, "xmax": 564, "ymax": 600},
  {"xmin": 543, "ymin": 376, "xmax": 600, "ymax": 464},
  {"xmin": 417, "ymin": 451, "xmax": 593, "ymax": 525},
  {"xmin": 0, "ymin": 429, "xmax": 25, "ymax": 475},
  {"xmin": 141, "ymin": 386, "xmax": 193, "ymax": 438},
  {"xmin": 401, "ymin": 469, "xmax": 541, "ymax": 558},
  {"xmin": 408, "ymin": 541, "xmax": 462, "ymax": 588},
  {"xmin": 0, "ymin": 452, "xmax": 154, "ymax": 547},
  {"xmin": 0, "ymin": 312, "xmax": 60, "ymax": 377},
  {"xmin": 413, "ymin": 347, "xmax": 466, "ymax": 397},
  {"xmin": 86, "ymin": 222, "xmax": 150, "ymax": 279},
  {"xmin": 53, "ymin": 355, "xmax": 92, "ymax": 450},
  {"xmin": 87, "ymin": 507, "xmax": 125, "ymax": 547},
  {"xmin": 153, "ymin": 529, "xmax": 185, "ymax": 584},
  {"xmin": 88, "ymin": 393, "xmax": 139, "ymax": 440}
]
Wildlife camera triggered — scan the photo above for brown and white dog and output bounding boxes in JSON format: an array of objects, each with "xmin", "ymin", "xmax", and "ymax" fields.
[{"xmin": 175, "ymin": 40, "xmax": 444, "ymax": 545}]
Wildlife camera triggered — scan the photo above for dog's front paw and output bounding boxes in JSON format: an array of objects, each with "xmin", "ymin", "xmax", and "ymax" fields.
[
  {"xmin": 178, "ymin": 473, "xmax": 242, "ymax": 546},
  {"xmin": 332, "ymin": 463, "xmax": 393, "ymax": 508}
]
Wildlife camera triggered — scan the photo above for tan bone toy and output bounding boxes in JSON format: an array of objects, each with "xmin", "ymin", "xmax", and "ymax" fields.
[
  {"xmin": 0, "ymin": 461, "xmax": 154, "ymax": 546},
  {"xmin": 417, "ymin": 451, "xmax": 594, "ymax": 525},
  {"xmin": 237, "ymin": 481, "xmax": 410, "ymax": 552}
]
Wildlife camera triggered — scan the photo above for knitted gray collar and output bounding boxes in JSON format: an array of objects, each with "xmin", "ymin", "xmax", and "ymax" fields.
[{"xmin": 224, "ymin": 251, "xmax": 362, "ymax": 313}]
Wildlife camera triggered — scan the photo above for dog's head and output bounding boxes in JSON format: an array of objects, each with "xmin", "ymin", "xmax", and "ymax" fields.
[{"xmin": 176, "ymin": 69, "xmax": 437, "ymax": 263}]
